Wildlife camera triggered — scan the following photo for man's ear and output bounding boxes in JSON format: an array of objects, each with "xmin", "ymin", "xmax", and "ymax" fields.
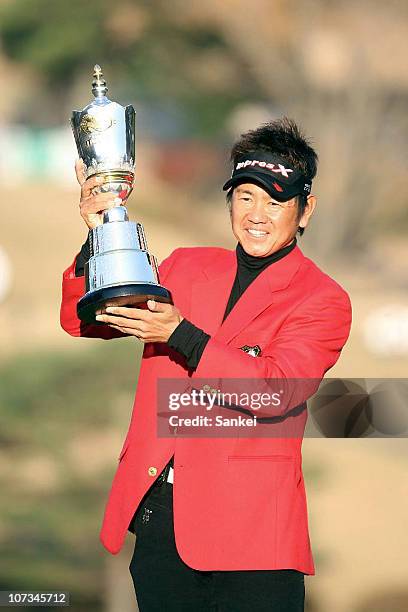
[{"xmin": 299, "ymin": 195, "xmax": 317, "ymax": 229}]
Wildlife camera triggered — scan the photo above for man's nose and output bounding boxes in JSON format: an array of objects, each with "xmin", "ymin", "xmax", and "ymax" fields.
[{"xmin": 248, "ymin": 200, "xmax": 268, "ymax": 223}]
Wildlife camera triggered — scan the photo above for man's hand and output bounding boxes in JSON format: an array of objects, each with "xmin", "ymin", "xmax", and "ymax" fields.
[
  {"xmin": 75, "ymin": 158, "xmax": 122, "ymax": 230},
  {"xmin": 95, "ymin": 300, "xmax": 184, "ymax": 342}
]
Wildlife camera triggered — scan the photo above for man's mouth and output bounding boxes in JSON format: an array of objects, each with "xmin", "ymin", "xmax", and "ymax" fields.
[{"xmin": 246, "ymin": 228, "xmax": 268, "ymax": 238}]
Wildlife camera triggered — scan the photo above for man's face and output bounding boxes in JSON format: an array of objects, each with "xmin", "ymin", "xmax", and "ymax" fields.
[{"xmin": 230, "ymin": 182, "xmax": 316, "ymax": 257}]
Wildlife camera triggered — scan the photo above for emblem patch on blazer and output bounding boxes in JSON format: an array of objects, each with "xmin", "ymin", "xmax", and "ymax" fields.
[{"xmin": 239, "ymin": 344, "xmax": 262, "ymax": 357}]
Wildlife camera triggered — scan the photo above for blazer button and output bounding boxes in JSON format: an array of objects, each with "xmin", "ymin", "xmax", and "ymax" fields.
[{"xmin": 148, "ymin": 466, "xmax": 157, "ymax": 477}]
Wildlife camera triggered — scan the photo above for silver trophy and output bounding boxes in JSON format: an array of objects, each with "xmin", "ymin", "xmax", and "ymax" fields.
[{"xmin": 71, "ymin": 65, "xmax": 172, "ymax": 323}]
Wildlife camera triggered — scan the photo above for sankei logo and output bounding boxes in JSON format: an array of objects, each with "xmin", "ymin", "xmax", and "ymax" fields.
[{"xmin": 236, "ymin": 159, "xmax": 294, "ymax": 178}]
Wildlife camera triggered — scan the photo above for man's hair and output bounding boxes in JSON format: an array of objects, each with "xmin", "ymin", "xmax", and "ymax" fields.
[{"xmin": 226, "ymin": 117, "xmax": 318, "ymax": 236}]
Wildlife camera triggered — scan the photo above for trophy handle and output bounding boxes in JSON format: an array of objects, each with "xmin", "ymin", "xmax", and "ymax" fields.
[
  {"xmin": 150, "ymin": 254, "xmax": 160, "ymax": 284},
  {"xmin": 70, "ymin": 111, "xmax": 84, "ymax": 160},
  {"xmin": 125, "ymin": 105, "xmax": 136, "ymax": 168},
  {"xmin": 136, "ymin": 223, "xmax": 149, "ymax": 251}
]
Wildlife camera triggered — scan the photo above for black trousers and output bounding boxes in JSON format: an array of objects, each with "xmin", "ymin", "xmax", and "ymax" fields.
[{"xmin": 128, "ymin": 473, "xmax": 305, "ymax": 612}]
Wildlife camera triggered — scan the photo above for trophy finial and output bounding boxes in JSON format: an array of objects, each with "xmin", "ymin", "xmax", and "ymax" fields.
[{"xmin": 92, "ymin": 64, "xmax": 108, "ymax": 98}]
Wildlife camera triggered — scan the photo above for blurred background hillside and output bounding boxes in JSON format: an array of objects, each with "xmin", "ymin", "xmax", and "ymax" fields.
[{"xmin": 0, "ymin": 1, "xmax": 407, "ymax": 611}]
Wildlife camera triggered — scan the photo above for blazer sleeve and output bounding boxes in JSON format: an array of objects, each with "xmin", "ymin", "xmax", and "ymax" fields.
[
  {"xmin": 59, "ymin": 247, "xmax": 181, "ymax": 339},
  {"xmin": 191, "ymin": 283, "xmax": 352, "ymax": 418}
]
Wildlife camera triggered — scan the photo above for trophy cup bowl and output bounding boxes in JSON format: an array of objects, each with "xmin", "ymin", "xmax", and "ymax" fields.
[{"xmin": 71, "ymin": 65, "xmax": 172, "ymax": 324}]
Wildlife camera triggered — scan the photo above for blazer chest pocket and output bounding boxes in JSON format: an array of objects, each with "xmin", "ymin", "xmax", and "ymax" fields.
[{"xmin": 227, "ymin": 455, "xmax": 297, "ymax": 489}]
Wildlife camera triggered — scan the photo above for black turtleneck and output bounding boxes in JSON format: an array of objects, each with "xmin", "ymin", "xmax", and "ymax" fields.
[
  {"xmin": 167, "ymin": 237, "xmax": 297, "ymax": 368},
  {"xmin": 223, "ymin": 238, "xmax": 297, "ymax": 322}
]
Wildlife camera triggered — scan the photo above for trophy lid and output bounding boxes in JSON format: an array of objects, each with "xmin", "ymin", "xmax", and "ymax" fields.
[{"xmin": 92, "ymin": 64, "xmax": 109, "ymax": 99}]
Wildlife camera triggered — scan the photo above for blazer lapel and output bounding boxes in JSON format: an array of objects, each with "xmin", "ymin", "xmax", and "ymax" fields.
[
  {"xmin": 190, "ymin": 245, "xmax": 305, "ymax": 344},
  {"xmin": 190, "ymin": 250, "xmax": 237, "ymax": 337}
]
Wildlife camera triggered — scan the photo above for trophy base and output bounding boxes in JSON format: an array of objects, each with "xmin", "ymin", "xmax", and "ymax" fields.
[{"xmin": 77, "ymin": 283, "xmax": 173, "ymax": 324}]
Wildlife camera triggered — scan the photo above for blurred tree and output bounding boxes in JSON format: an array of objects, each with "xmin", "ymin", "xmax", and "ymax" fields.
[
  {"xmin": 0, "ymin": 340, "xmax": 140, "ymax": 610},
  {"xmin": 0, "ymin": 0, "xmax": 262, "ymax": 135},
  {"xmin": 0, "ymin": 0, "xmax": 106, "ymax": 84}
]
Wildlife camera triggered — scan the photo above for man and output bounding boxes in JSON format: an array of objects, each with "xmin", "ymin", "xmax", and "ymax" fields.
[{"xmin": 60, "ymin": 117, "xmax": 352, "ymax": 611}]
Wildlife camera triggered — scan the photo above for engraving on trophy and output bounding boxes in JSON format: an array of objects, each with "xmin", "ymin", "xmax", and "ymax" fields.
[
  {"xmin": 79, "ymin": 114, "xmax": 116, "ymax": 134},
  {"xmin": 71, "ymin": 65, "xmax": 172, "ymax": 323}
]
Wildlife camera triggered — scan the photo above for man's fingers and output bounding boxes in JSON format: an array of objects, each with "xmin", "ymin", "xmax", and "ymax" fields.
[
  {"xmin": 95, "ymin": 313, "xmax": 147, "ymax": 330},
  {"xmin": 80, "ymin": 194, "xmax": 122, "ymax": 215},
  {"xmin": 103, "ymin": 306, "xmax": 153, "ymax": 321},
  {"xmin": 104, "ymin": 304, "xmax": 171, "ymax": 318},
  {"xmin": 95, "ymin": 314, "xmax": 134, "ymax": 326},
  {"xmin": 75, "ymin": 158, "xmax": 87, "ymax": 186},
  {"xmin": 81, "ymin": 174, "xmax": 108, "ymax": 198},
  {"xmin": 104, "ymin": 322, "xmax": 150, "ymax": 341},
  {"xmin": 108, "ymin": 323, "xmax": 142, "ymax": 336},
  {"xmin": 146, "ymin": 299, "xmax": 168, "ymax": 313}
]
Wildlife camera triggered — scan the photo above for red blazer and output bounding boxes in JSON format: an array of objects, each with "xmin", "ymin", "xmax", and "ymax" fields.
[{"xmin": 60, "ymin": 244, "xmax": 352, "ymax": 574}]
